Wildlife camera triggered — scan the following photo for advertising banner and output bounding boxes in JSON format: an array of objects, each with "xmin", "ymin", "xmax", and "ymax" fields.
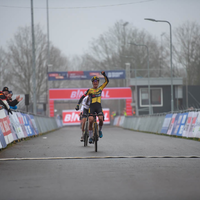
[
  {"xmin": 176, "ymin": 112, "xmax": 188, "ymax": 136},
  {"xmin": 9, "ymin": 112, "xmax": 25, "ymax": 139},
  {"xmin": 0, "ymin": 125, "xmax": 7, "ymax": 149},
  {"xmin": 28, "ymin": 115, "xmax": 39, "ymax": 135},
  {"xmin": 0, "ymin": 110, "xmax": 14, "ymax": 144},
  {"xmin": 16, "ymin": 112, "xmax": 28, "ymax": 138},
  {"xmin": 20, "ymin": 113, "xmax": 35, "ymax": 137},
  {"xmin": 49, "ymin": 87, "xmax": 132, "ymax": 100},
  {"xmin": 182, "ymin": 112, "xmax": 193, "ymax": 137},
  {"xmin": 63, "ymin": 108, "xmax": 110, "ymax": 125},
  {"xmin": 171, "ymin": 113, "xmax": 183, "ymax": 136},
  {"xmin": 7, "ymin": 112, "xmax": 19, "ymax": 140},
  {"xmin": 171, "ymin": 114, "xmax": 182, "ymax": 135},
  {"xmin": 193, "ymin": 111, "xmax": 200, "ymax": 138},
  {"xmin": 167, "ymin": 114, "xmax": 177, "ymax": 135},
  {"xmin": 188, "ymin": 112, "xmax": 198, "ymax": 138},
  {"xmin": 160, "ymin": 114, "xmax": 173, "ymax": 134},
  {"xmin": 48, "ymin": 70, "xmax": 125, "ymax": 81}
]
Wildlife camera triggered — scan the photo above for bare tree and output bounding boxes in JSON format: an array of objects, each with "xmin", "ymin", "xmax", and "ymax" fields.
[
  {"xmin": 0, "ymin": 47, "xmax": 7, "ymax": 89},
  {"xmin": 174, "ymin": 21, "xmax": 200, "ymax": 85},
  {"xmin": 82, "ymin": 20, "xmax": 164, "ymax": 86},
  {"xmin": 3, "ymin": 24, "xmax": 70, "ymax": 104}
]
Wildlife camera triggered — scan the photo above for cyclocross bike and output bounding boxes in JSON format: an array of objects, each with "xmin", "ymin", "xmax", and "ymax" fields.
[
  {"xmin": 92, "ymin": 113, "xmax": 99, "ymax": 152},
  {"xmin": 83, "ymin": 114, "xmax": 89, "ymax": 147}
]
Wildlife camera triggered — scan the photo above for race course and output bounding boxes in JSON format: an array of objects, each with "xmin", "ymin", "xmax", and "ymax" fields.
[{"xmin": 0, "ymin": 126, "xmax": 200, "ymax": 200}]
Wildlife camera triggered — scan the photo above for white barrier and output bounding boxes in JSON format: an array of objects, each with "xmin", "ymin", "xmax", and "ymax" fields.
[
  {"xmin": 113, "ymin": 111, "xmax": 200, "ymax": 140},
  {"xmin": 0, "ymin": 109, "xmax": 63, "ymax": 150}
]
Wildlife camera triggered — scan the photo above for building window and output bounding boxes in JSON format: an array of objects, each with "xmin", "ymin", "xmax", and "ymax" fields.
[{"xmin": 140, "ymin": 88, "xmax": 163, "ymax": 107}]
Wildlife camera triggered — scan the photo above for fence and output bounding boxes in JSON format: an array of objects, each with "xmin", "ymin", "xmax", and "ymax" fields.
[
  {"xmin": 0, "ymin": 108, "xmax": 63, "ymax": 150},
  {"xmin": 113, "ymin": 110, "xmax": 200, "ymax": 139}
]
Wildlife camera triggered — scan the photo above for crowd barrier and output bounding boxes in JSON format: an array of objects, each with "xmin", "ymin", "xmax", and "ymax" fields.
[
  {"xmin": 113, "ymin": 110, "xmax": 200, "ymax": 139},
  {"xmin": 0, "ymin": 108, "xmax": 63, "ymax": 150}
]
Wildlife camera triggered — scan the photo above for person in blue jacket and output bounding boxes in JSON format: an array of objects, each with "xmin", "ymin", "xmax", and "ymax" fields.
[{"xmin": 7, "ymin": 91, "xmax": 18, "ymax": 110}]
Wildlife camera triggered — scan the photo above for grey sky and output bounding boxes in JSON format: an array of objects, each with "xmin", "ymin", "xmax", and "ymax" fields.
[{"xmin": 0, "ymin": 0, "xmax": 200, "ymax": 57}]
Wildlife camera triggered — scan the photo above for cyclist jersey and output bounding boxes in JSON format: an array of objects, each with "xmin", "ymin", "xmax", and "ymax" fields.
[
  {"xmin": 80, "ymin": 96, "xmax": 90, "ymax": 111},
  {"xmin": 82, "ymin": 74, "xmax": 109, "ymax": 104}
]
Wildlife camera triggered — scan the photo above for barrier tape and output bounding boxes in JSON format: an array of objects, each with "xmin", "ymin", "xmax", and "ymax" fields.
[{"xmin": 0, "ymin": 155, "xmax": 200, "ymax": 161}]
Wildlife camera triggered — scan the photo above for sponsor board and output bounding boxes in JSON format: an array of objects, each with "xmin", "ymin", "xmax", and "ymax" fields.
[
  {"xmin": 160, "ymin": 114, "xmax": 173, "ymax": 134},
  {"xmin": 171, "ymin": 114, "xmax": 181, "ymax": 135},
  {"xmin": 182, "ymin": 112, "xmax": 193, "ymax": 137},
  {"xmin": 167, "ymin": 114, "xmax": 177, "ymax": 135},
  {"xmin": 8, "ymin": 112, "xmax": 24, "ymax": 139},
  {"xmin": 49, "ymin": 87, "xmax": 132, "ymax": 100},
  {"xmin": 188, "ymin": 112, "xmax": 198, "ymax": 138},
  {"xmin": 193, "ymin": 111, "xmax": 200, "ymax": 138},
  {"xmin": 20, "ymin": 113, "xmax": 36, "ymax": 136},
  {"xmin": 63, "ymin": 108, "xmax": 110, "ymax": 125},
  {"xmin": 0, "ymin": 110, "xmax": 14, "ymax": 144},
  {"xmin": 176, "ymin": 112, "xmax": 188, "ymax": 136},
  {"xmin": 48, "ymin": 70, "xmax": 125, "ymax": 81}
]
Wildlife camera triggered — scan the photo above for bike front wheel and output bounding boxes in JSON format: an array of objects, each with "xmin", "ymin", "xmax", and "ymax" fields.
[{"xmin": 94, "ymin": 123, "xmax": 98, "ymax": 152}]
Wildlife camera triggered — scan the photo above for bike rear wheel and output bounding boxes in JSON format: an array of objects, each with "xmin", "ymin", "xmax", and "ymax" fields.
[
  {"xmin": 84, "ymin": 121, "xmax": 88, "ymax": 146},
  {"xmin": 94, "ymin": 123, "xmax": 98, "ymax": 152}
]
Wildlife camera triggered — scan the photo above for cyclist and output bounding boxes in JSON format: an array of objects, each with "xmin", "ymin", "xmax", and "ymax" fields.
[
  {"xmin": 75, "ymin": 71, "xmax": 109, "ymax": 144},
  {"xmin": 78, "ymin": 111, "xmax": 82, "ymax": 129},
  {"xmin": 79, "ymin": 96, "xmax": 90, "ymax": 142}
]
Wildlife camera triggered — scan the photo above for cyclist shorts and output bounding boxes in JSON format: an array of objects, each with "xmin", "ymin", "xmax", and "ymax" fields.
[
  {"xmin": 79, "ymin": 113, "xmax": 82, "ymax": 121},
  {"xmin": 89, "ymin": 103, "xmax": 103, "ymax": 116},
  {"xmin": 82, "ymin": 108, "xmax": 89, "ymax": 118}
]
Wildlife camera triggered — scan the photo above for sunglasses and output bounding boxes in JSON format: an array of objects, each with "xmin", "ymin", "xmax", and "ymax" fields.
[{"xmin": 93, "ymin": 80, "xmax": 98, "ymax": 83}]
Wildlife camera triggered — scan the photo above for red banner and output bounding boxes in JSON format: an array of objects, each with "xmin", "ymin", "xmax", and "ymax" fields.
[
  {"xmin": 63, "ymin": 109, "xmax": 110, "ymax": 125},
  {"xmin": 0, "ymin": 117, "xmax": 11, "ymax": 137},
  {"xmin": 0, "ymin": 110, "xmax": 13, "ymax": 144},
  {"xmin": 49, "ymin": 87, "xmax": 132, "ymax": 100}
]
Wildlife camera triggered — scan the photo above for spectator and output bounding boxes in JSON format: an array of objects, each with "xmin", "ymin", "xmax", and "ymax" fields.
[
  {"xmin": 123, "ymin": 108, "xmax": 127, "ymax": 116},
  {"xmin": 111, "ymin": 111, "xmax": 116, "ymax": 120},
  {"xmin": 0, "ymin": 87, "xmax": 12, "ymax": 114},
  {"xmin": 0, "ymin": 87, "xmax": 23, "ymax": 113},
  {"xmin": 132, "ymin": 108, "xmax": 136, "ymax": 115},
  {"xmin": 7, "ymin": 91, "xmax": 23, "ymax": 108},
  {"xmin": 7, "ymin": 91, "xmax": 17, "ymax": 110}
]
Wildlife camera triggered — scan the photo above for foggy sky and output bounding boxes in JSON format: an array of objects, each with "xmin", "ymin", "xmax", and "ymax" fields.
[{"xmin": 0, "ymin": 0, "xmax": 200, "ymax": 57}]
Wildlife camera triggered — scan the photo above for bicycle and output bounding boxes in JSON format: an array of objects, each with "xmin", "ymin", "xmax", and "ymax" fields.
[
  {"xmin": 91, "ymin": 113, "xmax": 99, "ymax": 152},
  {"xmin": 83, "ymin": 114, "xmax": 89, "ymax": 147}
]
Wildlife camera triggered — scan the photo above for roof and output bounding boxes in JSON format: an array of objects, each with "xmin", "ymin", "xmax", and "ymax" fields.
[{"xmin": 129, "ymin": 77, "xmax": 183, "ymax": 86}]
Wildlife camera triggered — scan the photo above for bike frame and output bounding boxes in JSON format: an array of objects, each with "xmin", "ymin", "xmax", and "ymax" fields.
[{"xmin": 91, "ymin": 113, "xmax": 99, "ymax": 152}]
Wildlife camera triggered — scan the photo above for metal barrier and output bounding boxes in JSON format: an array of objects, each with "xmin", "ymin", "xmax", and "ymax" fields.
[
  {"xmin": 113, "ymin": 110, "xmax": 200, "ymax": 140},
  {"xmin": 0, "ymin": 108, "xmax": 63, "ymax": 150}
]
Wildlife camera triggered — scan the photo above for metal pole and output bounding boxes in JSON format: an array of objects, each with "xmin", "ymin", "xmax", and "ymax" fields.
[
  {"xmin": 168, "ymin": 21, "xmax": 174, "ymax": 112},
  {"xmin": 146, "ymin": 45, "xmax": 151, "ymax": 115},
  {"xmin": 135, "ymin": 67, "xmax": 138, "ymax": 116},
  {"xmin": 144, "ymin": 18, "xmax": 174, "ymax": 112},
  {"xmin": 118, "ymin": 81, "xmax": 121, "ymax": 116},
  {"xmin": 46, "ymin": 0, "xmax": 50, "ymax": 116},
  {"xmin": 186, "ymin": 44, "xmax": 189, "ymax": 109},
  {"xmin": 31, "ymin": 0, "xmax": 37, "ymax": 114}
]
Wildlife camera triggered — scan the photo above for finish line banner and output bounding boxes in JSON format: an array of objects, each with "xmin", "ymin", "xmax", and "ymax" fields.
[
  {"xmin": 49, "ymin": 87, "xmax": 132, "ymax": 100},
  {"xmin": 48, "ymin": 70, "xmax": 125, "ymax": 81}
]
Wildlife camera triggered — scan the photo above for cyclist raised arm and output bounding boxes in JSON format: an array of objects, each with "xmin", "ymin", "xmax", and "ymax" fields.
[{"xmin": 75, "ymin": 71, "xmax": 109, "ymax": 144}]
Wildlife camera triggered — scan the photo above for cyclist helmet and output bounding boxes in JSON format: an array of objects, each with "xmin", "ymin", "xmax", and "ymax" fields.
[{"xmin": 91, "ymin": 76, "xmax": 100, "ymax": 82}]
